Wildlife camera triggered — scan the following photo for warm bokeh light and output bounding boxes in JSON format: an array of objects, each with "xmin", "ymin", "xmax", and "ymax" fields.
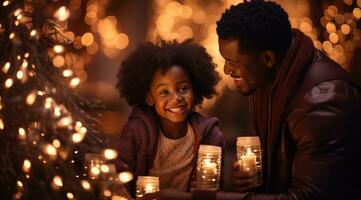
[
  {"xmin": 53, "ymin": 45, "xmax": 64, "ymax": 54},
  {"xmin": 118, "ymin": 171, "xmax": 133, "ymax": 183},
  {"xmin": 103, "ymin": 149, "xmax": 118, "ymax": 160},
  {"xmin": 54, "ymin": 6, "xmax": 70, "ymax": 21},
  {"xmin": 81, "ymin": 32, "xmax": 94, "ymax": 47},
  {"xmin": 22, "ymin": 159, "xmax": 31, "ymax": 173},
  {"xmin": 26, "ymin": 91, "xmax": 37, "ymax": 106},
  {"xmin": 81, "ymin": 180, "xmax": 91, "ymax": 190},
  {"xmin": 53, "ymin": 55, "xmax": 65, "ymax": 67}
]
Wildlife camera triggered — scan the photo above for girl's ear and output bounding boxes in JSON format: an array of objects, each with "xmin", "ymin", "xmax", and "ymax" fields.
[{"xmin": 145, "ymin": 93, "xmax": 154, "ymax": 106}]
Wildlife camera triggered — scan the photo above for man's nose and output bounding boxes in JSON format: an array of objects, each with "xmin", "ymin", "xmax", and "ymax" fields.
[{"xmin": 224, "ymin": 62, "xmax": 232, "ymax": 75}]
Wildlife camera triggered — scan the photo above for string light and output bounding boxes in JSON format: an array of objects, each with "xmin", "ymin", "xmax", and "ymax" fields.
[
  {"xmin": 81, "ymin": 180, "xmax": 91, "ymax": 190},
  {"xmin": 53, "ymin": 45, "xmax": 64, "ymax": 53},
  {"xmin": 53, "ymin": 176, "xmax": 63, "ymax": 187},
  {"xmin": 2, "ymin": 62, "xmax": 10, "ymax": 73},
  {"xmin": 63, "ymin": 69, "xmax": 73, "ymax": 77},
  {"xmin": 54, "ymin": 6, "xmax": 70, "ymax": 21},
  {"xmin": 18, "ymin": 127, "xmax": 26, "ymax": 140},
  {"xmin": 66, "ymin": 192, "xmax": 74, "ymax": 199},
  {"xmin": 3, "ymin": 1, "xmax": 10, "ymax": 7},
  {"xmin": 5, "ymin": 78, "xmax": 14, "ymax": 88},
  {"xmin": 118, "ymin": 171, "xmax": 133, "ymax": 183},
  {"xmin": 22, "ymin": 159, "xmax": 31, "ymax": 173},
  {"xmin": 0, "ymin": 118, "xmax": 4, "ymax": 130},
  {"xmin": 9, "ymin": 32, "xmax": 15, "ymax": 39},
  {"xmin": 30, "ymin": 29, "xmax": 37, "ymax": 37},
  {"xmin": 26, "ymin": 91, "xmax": 37, "ymax": 106},
  {"xmin": 69, "ymin": 77, "xmax": 80, "ymax": 88},
  {"xmin": 103, "ymin": 149, "xmax": 117, "ymax": 160}
]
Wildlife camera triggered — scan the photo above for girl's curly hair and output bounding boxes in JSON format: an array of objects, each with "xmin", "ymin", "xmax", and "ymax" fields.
[{"xmin": 116, "ymin": 39, "xmax": 220, "ymax": 107}]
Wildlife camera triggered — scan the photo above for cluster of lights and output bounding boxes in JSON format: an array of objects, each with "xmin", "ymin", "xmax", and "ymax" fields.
[
  {"xmin": 1, "ymin": 1, "xmax": 133, "ymax": 199},
  {"xmin": 317, "ymin": 0, "xmax": 361, "ymax": 67}
]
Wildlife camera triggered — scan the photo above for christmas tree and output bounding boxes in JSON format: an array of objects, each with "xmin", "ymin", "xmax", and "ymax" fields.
[{"xmin": 0, "ymin": 1, "xmax": 131, "ymax": 199}]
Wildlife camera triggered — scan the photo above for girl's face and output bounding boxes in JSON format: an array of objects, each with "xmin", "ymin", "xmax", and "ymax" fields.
[{"xmin": 146, "ymin": 65, "xmax": 194, "ymax": 125}]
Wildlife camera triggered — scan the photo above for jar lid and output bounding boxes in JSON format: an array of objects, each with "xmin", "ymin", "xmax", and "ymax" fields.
[
  {"xmin": 237, "ymin": 136, "xmax": 260, "ymax": 146},
  {"xmin": 198, "ymin": 145, "xmax": 222, "ymax": 154},
  {"xmin": 136, "ymin": 176, "xmax": 159, "ymax": 184}
]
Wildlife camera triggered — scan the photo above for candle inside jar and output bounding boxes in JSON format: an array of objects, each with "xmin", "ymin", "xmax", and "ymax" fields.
[
  {"xmin": 202, "ymin": 157, "xmax": 218, "ymax": 173},
  {"xmin": 239, "ymin": 148, "xmax": 257, "ymax": 172}
]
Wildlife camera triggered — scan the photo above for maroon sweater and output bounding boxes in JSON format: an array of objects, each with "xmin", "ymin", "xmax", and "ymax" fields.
[{"xmin": 115, "ymin": 106, "xmax": 226, "ymax": 197}]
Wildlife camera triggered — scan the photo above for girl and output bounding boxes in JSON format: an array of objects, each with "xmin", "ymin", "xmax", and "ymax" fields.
[{"xmin": 115, "ymin": 40, "xmax": 225, "ymax": 197}]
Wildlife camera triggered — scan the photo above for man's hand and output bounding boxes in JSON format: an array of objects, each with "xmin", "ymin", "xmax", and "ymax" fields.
[
  {"xmin": 139, "ymin": 188, "xmax": 191, "ymax": 200},
  {"xmin": 231, "ymin": 161, "xmax": 255, "ymax": 192}
]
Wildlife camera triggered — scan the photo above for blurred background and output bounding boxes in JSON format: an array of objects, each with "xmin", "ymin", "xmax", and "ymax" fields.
[{"xmin": 52, "ymin": 0, "xmax": 361, "ymax": 190}]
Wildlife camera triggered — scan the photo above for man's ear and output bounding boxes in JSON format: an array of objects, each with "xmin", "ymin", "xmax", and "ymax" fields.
[
  {"xmin": 261, "ymin": 50, "xmax": 276, "ymax": 68},
  {"xmin": 145, "ymin": 94, "xmax": 154, "ymax": 106}
]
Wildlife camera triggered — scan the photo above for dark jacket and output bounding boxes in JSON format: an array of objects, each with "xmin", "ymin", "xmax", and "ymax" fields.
[
  {"xmin": 245, "ymin": 28, "xmax": 361, "ymax": 200},
  {"xmin": 115, "ymin": 106, "xmax": 226, "ymax": 197}
]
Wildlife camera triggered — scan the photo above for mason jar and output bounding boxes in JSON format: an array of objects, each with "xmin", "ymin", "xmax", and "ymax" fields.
[
  {"xmin": 136, "ymin": 176, "xmax": 159, "ymax": 199},
  {"xmin": 195, "ymin": 145, "xmax": 222, "ymax": 190},
  {"xmin": 236, "ymin": 136, "xmax": 262, "ymax": 186}
]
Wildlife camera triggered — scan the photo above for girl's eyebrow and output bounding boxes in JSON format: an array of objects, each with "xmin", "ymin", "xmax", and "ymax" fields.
[{"xmin": 155, "ymin": 83, "xmax": 168, "ymax": 89}]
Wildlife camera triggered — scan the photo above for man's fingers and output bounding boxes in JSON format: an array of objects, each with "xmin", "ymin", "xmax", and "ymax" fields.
[
  {"xmin": 139, "ymin": 192, "xmax": 159, "ymax": 200},
  {"xmin": 232, "ymin": 169, "xmax": 253, "ymax": 178}
]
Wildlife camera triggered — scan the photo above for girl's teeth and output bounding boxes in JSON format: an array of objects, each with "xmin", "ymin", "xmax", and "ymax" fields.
[{"xmin": 169, "ymin": 107, "xmax": 183, "ymax": 112}]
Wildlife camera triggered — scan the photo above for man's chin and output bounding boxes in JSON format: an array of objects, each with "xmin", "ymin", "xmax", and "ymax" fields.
[{"xmin": 238, "ymin": 87, "xmax": 255, "ymax": 96}]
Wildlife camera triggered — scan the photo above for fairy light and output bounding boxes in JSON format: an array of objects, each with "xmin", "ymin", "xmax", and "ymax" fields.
[
  {"xmin": 104, "ymin": 190, "xmax": 112, "ymax": 197},
  {"xmin": 24, "ymin": 53, "xmax": 29, "ymax": 58},
  {"xmin": 63, "ymin": 69, "xmax": 73, "ymax": 77},
  {"xmin": 23, "ymin": 159, "xmax": 31, "ymax": 173},
  {"xmin": 72, "ymin": 132, "xmax": 85, "ymax": 143},
  {"xmin": 66, "ymin": 192, "xmax": 74, "ymax": 199},
  {"xmin": 30, "ymin": 29, "xmax": 37, "ymax": 37},
  {"xmin": 81, "ymin": 180, "xmax": 91, "ymax": 190},
  {"xmin": 54, "ymin": 106, "xmax": 61, "ymax": 117},
  {"xmin": 52, "ymin": 139, "xmax": 61, "ymax": 148},
  {"xmin": 26, "ymin": 91, "xmax": 37, "ymax": 105},
  {"xmin": 90, "ymin": 166, "xmax": 100, "ymax": 175},
  {"xmin": 100, "ymin": 164, "xmax": 110, "ymax": 173},
  {"xmin": 18, "ymin": 127, "xmax": 26, "ymax": 139},
  {"xmin": 103, "ymin": 149, "xmax": 117, "ymax": 160},
  {"xmin": 69, "ymin": 77, "xmax": 80, "ymax": 88},
  {"xmin": 118, "ymin": 171, "xmax": 133, "ymax": 183},
  {"xmin": 14, "ymin": 8, "xmax": 22, "ymax": 17},
  {"xmin": 45, "ymin": 144, "xmax": 57, "ymax": 156},
  {"xmin": 53, "ymin": 45, "xmax": 64, "ymax": 53},
  {"xmin": 9, "ymin": 32, "xmax": 15, "ymax": 39},
  {"xmin": 57, "ymin": 116, "xmax": 73, "ymax": 127},
  {"xmin": 54, "ymin": 6, "xmax": 70, "ymax": 21},
  {"xmin": 3, "ymin": 1, "xmax": 10, "ymax": 7},
  {"xmin": 0, "ymin": 119, "xmax": 4, "ymax": 130},
  {"xmin": 17, "ymin": 181, "xmax": 23, "ymax": 188},
  {"xmin": 45, "ymin": 98, "xmax": 53, "ymax": 109},
  {"xmin": 2, "ymin": 62, "xmax": 10, "ymax": 73},
  {"xmin": 5, "ymin": 78, "xmax": 14, "ymax": 88},
  {"xmin": 53, "ymin": 176, "xmax": 63, "ymax": 187},
  {"xmin": 16, "ymin": 70, "xmax": 24, "ymax": 80}
]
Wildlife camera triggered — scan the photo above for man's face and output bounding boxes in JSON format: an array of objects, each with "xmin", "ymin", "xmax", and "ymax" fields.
[{"xmin": 218, "ymin": 38, "xmax": 274, "ymax": 96}]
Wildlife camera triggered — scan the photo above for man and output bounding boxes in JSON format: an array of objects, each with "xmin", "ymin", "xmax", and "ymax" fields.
[
  {"xmin": 143, "ymin": 0, "xmax": 361, "ymax": 199},
  {"xmin": 216, "ymin": 0, "xmax": 361, "ymax": 199}
]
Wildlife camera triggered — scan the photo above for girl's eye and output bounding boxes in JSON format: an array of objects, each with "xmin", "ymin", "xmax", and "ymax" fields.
[
  {"xmin": 159, "ymin": 90, "xmax": 169, "ymax": 95},
  {"xmin": 180, "ymin": 87, "xmax": 190, "ymax": 93}
]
